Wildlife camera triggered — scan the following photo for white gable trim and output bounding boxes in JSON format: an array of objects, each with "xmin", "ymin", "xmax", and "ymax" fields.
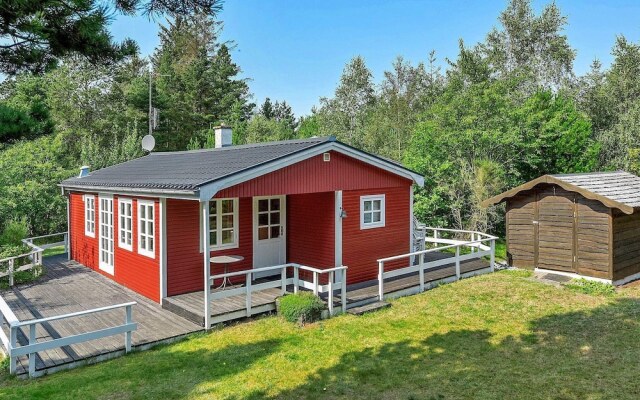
[{"xmin": 198, "ymin": 142, "xmax": 424, "ymax": 201}]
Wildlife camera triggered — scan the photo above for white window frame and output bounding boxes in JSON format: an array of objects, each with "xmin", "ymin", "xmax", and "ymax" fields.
[
  {"xmin": 137, "ymin": 199, "xmax": 155, "ymax": 259},
  {"xmin": 118, "ymin": 198, "xmax": 133, "ymax": 251},
  {"xmin": 209, "ymin": 198, "xmax": 239, "ymax": 250},
  {"xmin": 98, "ymin": 195, "xmax": 114, "ymax": 274},
  {"xmin": 84, "ymin": 195, "xmax": 95, "ymax": 238},
  {"xmin": 360, "ymin": 194, "xmax": 386, "ymax": 230}
]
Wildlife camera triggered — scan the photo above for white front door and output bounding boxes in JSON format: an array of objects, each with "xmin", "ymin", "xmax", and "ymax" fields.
[
  {"xmin": 253, "ymin": 196, "xmax": 286, "ymax": 277},
  {"xmin": 99, "ymin": 195, "xmax": 114, "ymax": 275}
]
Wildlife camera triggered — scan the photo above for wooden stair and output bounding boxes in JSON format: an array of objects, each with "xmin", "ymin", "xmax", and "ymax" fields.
[{"xmin": 346, "ymin": 301, "xmax": 391, "ymax": 315}]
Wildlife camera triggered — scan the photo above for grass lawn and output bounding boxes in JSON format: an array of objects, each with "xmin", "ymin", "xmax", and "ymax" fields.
[
  {"xmin": 1, "ymin": 270, "xmax": 640, "ymax": 399},
  {"xmin": 43, "ymin": 245, "xmax": 66, "ymax": 258}
]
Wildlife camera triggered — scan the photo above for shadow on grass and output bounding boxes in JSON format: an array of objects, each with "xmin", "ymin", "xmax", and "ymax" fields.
[
  {"xmin": 1, "ymin": 338, "xmax": 283, "ymax": 399},
  {"xmin": 242, "ymin": 298, "xmax": 640, "ymax": 400}
]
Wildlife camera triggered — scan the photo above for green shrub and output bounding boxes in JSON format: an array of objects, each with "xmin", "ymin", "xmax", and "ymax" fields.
[
  {"xmin": 278, "ymin": 292, "xmax": 325, "ymax": 325},
  {"xmin": 0, "ymin": 218, "xmax": 28, "ymax": 246},
  {"xmin": 565, "ymin": 278, "xmax": 616, "ymax": 296}
]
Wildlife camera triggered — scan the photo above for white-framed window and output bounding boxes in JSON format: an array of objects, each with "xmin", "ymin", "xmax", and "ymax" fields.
[
  {"xmin": 84, "ymin": 195, "xmax": 95, "ymax": 237},
  {"xmin": 360, "ymin": 195, "xmax": 385, "ymax": 229},
  {"xmin": 137, "ymin": 200, "xmax": 155, "ymax": 258},
  {"xmin": 118, "ymin": 198, "xmax": 133, "ymax": 251},
  {"xmin": 209, "ymin": 198, "xmax": 239, "ymax": 250}
]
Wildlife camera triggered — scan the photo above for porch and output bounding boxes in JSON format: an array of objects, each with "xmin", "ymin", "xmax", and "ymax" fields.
[{"xmin": 164, "ymin": 250, "xmax": 491, "ymax": 326}]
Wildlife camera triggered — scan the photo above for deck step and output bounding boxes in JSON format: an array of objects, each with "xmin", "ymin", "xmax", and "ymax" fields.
[
  {"xmin": 346, "ymin": 301, "xmax": 391, "ymax": 315},
  {"xmin": 162, "ymin": 298, "xmax": 205, "ymax": 327}
]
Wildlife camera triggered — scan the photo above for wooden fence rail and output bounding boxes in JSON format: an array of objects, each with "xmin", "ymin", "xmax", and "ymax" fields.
[
  {"xmin": 378, "ymin": 227, "xmax": 498, "ymax": 301},
  {"xmin": 0, "ymin": 232, "xmax": 68, "ymax": 287},
  {"xmin": 0, "ymin": 294, "xmax": 136, "ymax": 378},
  {"xmin": 206, "ymin": 263, "xmax": 348, "ymax": 328}
]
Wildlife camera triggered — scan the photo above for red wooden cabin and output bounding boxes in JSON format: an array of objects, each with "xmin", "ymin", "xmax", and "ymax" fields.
[{"xmin": 60, "ymin": 127, "xmax": 424, "ymax": 305}]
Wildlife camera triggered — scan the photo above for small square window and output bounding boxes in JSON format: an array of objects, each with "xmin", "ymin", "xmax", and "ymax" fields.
[{"xmin": 361, "ymin": 195, "xmax": 385, "ymax": 229}]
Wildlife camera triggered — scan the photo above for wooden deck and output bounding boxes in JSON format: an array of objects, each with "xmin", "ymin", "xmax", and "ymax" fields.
[
  {"xmin": 1, "ymin": 255, "xmax": 201, "ymax": 376},
  {"xmin": 164, "ymin": 251, "xmax": 491, "ymax": 326},
  {"xmin": 1, "ymin": 252, "xmax": 490, "ymax": 375}
]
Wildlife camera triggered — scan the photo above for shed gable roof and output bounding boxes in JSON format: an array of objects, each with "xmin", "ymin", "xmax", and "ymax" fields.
[
  {"xmin": 60, "ymin": 136, "xmax": 423, "ymax": 199},
  {"xmin": 482, "ymin": 171, "xmax": 640, "ymax": 214}
]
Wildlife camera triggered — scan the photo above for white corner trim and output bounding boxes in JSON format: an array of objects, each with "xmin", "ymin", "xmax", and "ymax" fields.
[
  {"xmin": 335, "ymin": 190, "xmax": 343, "ymax": 269},
  {"xmin": 159, "ymin": 198, "xmax": 167, "ymax": 303}
]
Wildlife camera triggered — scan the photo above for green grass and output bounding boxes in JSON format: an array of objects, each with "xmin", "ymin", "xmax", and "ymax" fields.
[
  {"xmin": 565, "ymin": 278, "xmax": 617, "ymax": 297},
  {"xmin": 43, "ymin": 245, "xmax": 66, "ymax": 258},
  {"xmin": 2, "ymin": 270, "xmax": 640, "ymax": 399}
]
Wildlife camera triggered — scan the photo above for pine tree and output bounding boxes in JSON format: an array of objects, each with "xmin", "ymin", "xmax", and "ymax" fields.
[{"xmin": 151, "ymin": 15, "xmax": 253, "ymax": 150}]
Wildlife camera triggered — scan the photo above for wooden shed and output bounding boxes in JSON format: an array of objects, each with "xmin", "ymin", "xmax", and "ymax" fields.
[{"xmin": 482, "ymin": 171, "xmax": 640, "ymax": 285}]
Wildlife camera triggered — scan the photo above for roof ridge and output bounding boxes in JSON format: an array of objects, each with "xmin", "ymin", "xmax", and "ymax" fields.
[{"xmin": 151, "ymin": 136, "xmax": 334, "ymax": 156}]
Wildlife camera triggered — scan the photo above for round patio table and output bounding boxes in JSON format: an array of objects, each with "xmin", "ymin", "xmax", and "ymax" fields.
[{"xmin": 210, "ymin": 255, "xmax": 244, "ymax": 289}]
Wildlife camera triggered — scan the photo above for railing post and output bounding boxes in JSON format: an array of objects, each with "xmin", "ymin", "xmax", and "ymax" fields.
[
  {"xmin": 490, "ymin": 239, "xmax": 496, "ymax": 272},
  {"xmin": 470, "ymin": 233, "xmax": 475, "ymax": 253},
  {"xmin": 293, "ymin": 267, "xmax": 299, "ymax": 294},
  {"xmin": 125, "ymin": 305, "xmax": 132, "ymax": 353},
  {"xmin": 341, "ymin": 268, "xmax": 347, "ymax": 313},
  {"xmin": 246, "ymin": 272, "xmax": 252, "ymax": 317},
  {"xmin": 8, "ymin": 259, "xmax": 14, "ymax": 287},
  {"xmin": 64, "ymin": 233, "xmax": 69, "ymax": 254},
  {"xmin": 9, "ymin": 325, "xmax": 16, "ymax": 375},
  {"xmin": 29, "ymin": 324, "xmax": 36, "ymax": 377},
  {"xmin": 313, "ymin": 272, "xmax": 318, "ymax": 295},
  {"xmin": 328, "ymin": 271, "xmax": 334, "ymax": 316},
  {"xmin": 281, "ymin": 266, "xmax": 287, "ymax": 295},
  {"xmin": 419, "ymin": 253, "xmax": 425, "ymax": 292},
  {"xmin": 455, "ymin": 246, "xmax": 461, "ymax": 280},
  {"xmin": 378, "ymin": 261, "xmax": 384, "ymax": 301}
]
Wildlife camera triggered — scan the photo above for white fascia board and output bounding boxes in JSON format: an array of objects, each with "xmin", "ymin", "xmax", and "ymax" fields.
[
  {"xmin": 198, "ymin": 142, "xmax": 424, "ymax": 201},
  {"xmin": 61, "ymin": 185, "xmax": 199, "ymax": 200}
]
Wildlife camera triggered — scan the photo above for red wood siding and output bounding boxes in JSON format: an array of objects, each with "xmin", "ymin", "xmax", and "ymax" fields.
[
  {"xmin": 69, "ymin": 192, "xmax": 98, "ymax": 269},
  {"xmin": 166, "ymin": 198, "xmax": 254, "ymax": 296},
  {"xmin": 113, "ymin": 196, "xmax": 160, "ymax": 302},
  {"xmin": 342, "ymin": 186, "xmax": 411, "ymax": 284},
  {"xmin": 68, "ymin": 192, "xmax": 160, "ymax": 302},
  {"xmin": 216, "ymin": 151, "xmax": 411, "ymax": 198},
  {"xmin": 287, "ymin": 193, "xmax": 335, "ymax": 283}
]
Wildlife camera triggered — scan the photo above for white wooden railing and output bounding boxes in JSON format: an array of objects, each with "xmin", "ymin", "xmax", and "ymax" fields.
[
  {"xmin": 0, "ymin": 295, "xmax": 136, "ymax": 378},
  {"xmin": 206, "ymin": 263, "xmax": 348, "ymax": 328},
  {"xmin": 378, "ymin": 227, "xmax": 498, "ymax": 301},
  {"xmin": 0, "ymin": 232, "xmax": 68, "ymax": 287}
]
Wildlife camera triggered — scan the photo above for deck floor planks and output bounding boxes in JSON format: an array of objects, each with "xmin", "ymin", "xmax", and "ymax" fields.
[
  {"xmin": 165, "ymin": 251, "xmax": 491, "ymax": 322},
  {"xmin": 1, "ymin": 251, "xmax": 491, "ymax": 375},
  {"xmin": 1, "ymin": 255, "xmax": 201, "ymax": 375}
]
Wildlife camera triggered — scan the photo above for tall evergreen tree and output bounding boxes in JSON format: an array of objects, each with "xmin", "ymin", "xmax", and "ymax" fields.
[
  {"xmin": 152, "ymin": 15, "xmax": 253, "ymax": 150},
  {"xmin": 0, "ymin": 0, "xmax": 222, "ymax": 75}
]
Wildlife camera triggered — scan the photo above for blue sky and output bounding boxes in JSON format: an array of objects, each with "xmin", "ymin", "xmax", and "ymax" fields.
[{"xmin": 111, "ymin": 0, "xmax": 640, "ymax": 116}]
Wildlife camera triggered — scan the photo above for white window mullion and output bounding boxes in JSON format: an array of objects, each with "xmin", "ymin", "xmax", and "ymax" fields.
[
  {"xmin": 118, "ymin": 198, "xmax": 133, "ymax": 251},
  {"xmin": 360, "ymin": 194, "xmax": 386, "ymax": 230},
  {"xmin": 138, "ymin": 200, "xmax": 155, "ymax": 258},
  {"xmin": 84, "ymin": 195, "xmax": 95, "ymax": 237},
  {"xmin": 209, "ymin": 198, "xmax": 239, "ymax": 250}
]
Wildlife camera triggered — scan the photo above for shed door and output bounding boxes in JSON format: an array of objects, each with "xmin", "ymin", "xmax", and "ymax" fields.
[{"xmin": 536, "ymin": 187, "xmax": 576, "ymax": 272}]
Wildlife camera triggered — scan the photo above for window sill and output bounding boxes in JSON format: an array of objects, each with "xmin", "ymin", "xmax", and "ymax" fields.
[{"xmin": 360, "ymin": 223, "xmax": 385, "ymax": 230}]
